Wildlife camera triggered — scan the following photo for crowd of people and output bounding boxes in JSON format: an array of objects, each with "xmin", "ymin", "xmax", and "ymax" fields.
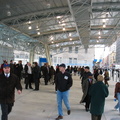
[{"xmin": 0, "ymin": 60, "xmax": 120, "ymax": 120}]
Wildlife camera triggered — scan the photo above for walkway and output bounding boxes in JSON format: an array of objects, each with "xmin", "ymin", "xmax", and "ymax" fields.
[{"xmin": 7, "ymin": 75, "xmax": 120, "ymax": 120}]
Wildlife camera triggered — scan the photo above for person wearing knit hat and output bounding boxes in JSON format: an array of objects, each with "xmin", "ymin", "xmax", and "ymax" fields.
[{"xmin": 89, "ymin": 75, "xmax": 109, "ymax": 120}]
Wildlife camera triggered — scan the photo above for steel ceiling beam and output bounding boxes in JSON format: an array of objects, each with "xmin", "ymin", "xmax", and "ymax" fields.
[
  {"xmin": 31, "ymin": 25, "xmax": 120, "ymax": 38},
  {"xmin": 31, "ymin": 27, "xmax": 76, "ymax": 38},
  {"xmin": 1, "ymin": 6, "xmax": 69, "ymax": 22}
]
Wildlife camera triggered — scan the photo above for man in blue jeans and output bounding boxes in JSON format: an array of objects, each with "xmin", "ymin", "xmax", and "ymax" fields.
[{"xmin": 55, "ymin": 63, "xmax": 73, "ymax": 120}]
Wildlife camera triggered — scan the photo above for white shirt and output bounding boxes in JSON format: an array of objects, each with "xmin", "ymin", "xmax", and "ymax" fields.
[
  {"xmin": 4, "ymin": 73, "xmax": 10, "ymax": 77},
  {"xmin": 27, "ymin": 65, "xmax": 32, "ymax": 74}
]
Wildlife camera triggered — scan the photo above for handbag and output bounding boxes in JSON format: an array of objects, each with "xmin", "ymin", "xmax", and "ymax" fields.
[{"xmin": 105, "ymin": 77, "xmax": 110, "ymax": 81}]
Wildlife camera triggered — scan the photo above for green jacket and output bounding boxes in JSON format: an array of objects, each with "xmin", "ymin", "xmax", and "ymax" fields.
[{"xmin": 89, "ymin": 81, "xmax": 109, "ymax": 115}]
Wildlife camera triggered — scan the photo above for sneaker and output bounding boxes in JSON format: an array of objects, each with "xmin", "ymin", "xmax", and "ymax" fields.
[
  {"xmin": 55, "ymin": 116, "xmax": 63, "ymax": 120},
  {"xmin": 114, "ymin": 107, "xmax": 119, "ymax": 111},
  {"xmin": 67, "ymin": 110, "xmax": 71, "ymax": 115}
]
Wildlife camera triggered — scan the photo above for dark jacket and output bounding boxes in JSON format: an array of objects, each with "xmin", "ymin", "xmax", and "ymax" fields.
[
  {"xmin": 10, "ymin": 63, "xmax": 14, "ymax": 74},
  {"xmin": 81, "ymin": 71, "xmax": 92, "ymax": 84},
  {"xmin": 16, "ymin": 63, "xmax": 23, "ymax": 76},
  {"xmin": 89, "ymin": 81, "xmax": 109, "ymax": 115},
  {"xmin": 0, "ymin": 73, "xmax": 22, "ymax": 104},
  {"xmin": 33, "ymin": 65, "xmax": 41, "ymax": 79},
  {"xmin": 55, "ymin": 71, "xmax": 73, "ymax": 92}
]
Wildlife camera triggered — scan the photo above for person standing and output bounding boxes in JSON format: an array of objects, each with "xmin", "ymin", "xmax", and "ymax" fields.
[
  {"xmin": 16, "ymin": 60, "xmax": 23, "ymax": 81},
  {"xmin": 0, "ymin": 64, "xmax": 22, "ymax": 120},
  {"xmin": 33, "ymin": 62, "xmax": 41, "ymax": 91},
  {"xmin": 114, "ymin": 81, "xmax": 120, "ymax": 113},
  {"xmin": 55, "ymin": 63, "xmax": 73, "ymax": 120},
  {"xmin": 24, "ymin": 62, "xmax": 33, "ymax": 89},
  {"xmin": 43, "ymin": 63, "xmax": 50, "ymax": 85},
  {"xmin": 10, "ymin": 60, "xmax": 14, "ymax": 74},
  {"xmin": 49, "ymin": 66, "xmax": 55, "ymax": 84},
  {"xmin": 89, "ymin": 75, "xmax": 109, "ymax": 120}
]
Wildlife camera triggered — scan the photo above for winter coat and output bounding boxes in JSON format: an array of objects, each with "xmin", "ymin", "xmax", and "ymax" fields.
[
  {"xmin": 80, "ymin": 78, "xmax": 95, "ymax": 103},
  {"xmin": 89, "ymin": 81, "xmax": 109, "ymax": 115},
  {"xmin": 0, "ymin": 73, "xmax": 22, "ymax": 103}
]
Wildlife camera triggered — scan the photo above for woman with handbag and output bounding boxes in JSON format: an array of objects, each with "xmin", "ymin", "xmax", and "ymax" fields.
[{"xmin": 104, "ymin": 69, "xmax": 109, "ymax": 87}]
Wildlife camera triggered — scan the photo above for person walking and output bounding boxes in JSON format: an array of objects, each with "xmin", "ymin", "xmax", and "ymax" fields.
[
  {"xmin": 80, "ymin": 72, "xmax": 94, "ymax": 112},
  {"xmin": 0, "ymin": 64, "xmax": 22, "ymax": 120},
  {"xmin": 89, "ymin": 75, "xmax": 109, "ymax": 120},
  {"xmin": 55, "ymin": 63, "xmax": 73, "ymax": 120},
  {"xmin": 114, "ymin": 81, "xmax": 120, "ymax": 113},
  {"xmin": 104, "ymin": 69, "xmax": 109, "ymax": 86}
]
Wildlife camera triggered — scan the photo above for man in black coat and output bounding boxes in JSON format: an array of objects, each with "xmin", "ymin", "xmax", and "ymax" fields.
[
  {"xmin": 16, "ymin": 60, "xmax": 23, "ymax": 81},
  {"xmin": 10, "ymin": 60, "xmax": 14, "ymax": 74},
  {"xmin": 24, "ymin": 62, "xmax": 33, "ymax": 89},
  {"xmin": 32, "ymin": 62, "xmax": 41, "ymax": 90},
  {"xmin": 0, "ymin": 64, "xmax": 22, "ymax": 120},
  {"xmin": 43, "ymin": 63, "xmax": 50, "ymax": 85}
]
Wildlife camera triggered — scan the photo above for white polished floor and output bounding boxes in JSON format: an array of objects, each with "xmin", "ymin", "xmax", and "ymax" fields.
[{"xmin": 7, "ymin": 75, "xmax": 120, "ymax": 120}]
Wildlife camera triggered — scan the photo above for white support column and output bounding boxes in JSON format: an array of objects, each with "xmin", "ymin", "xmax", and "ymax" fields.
[
  {"xmin": 29, "ymin": 48, "xmax": 35, "ymax": 64},
  {"xmin": 45, "ymin": 44, "xmax": 52, "ymax": 66}
]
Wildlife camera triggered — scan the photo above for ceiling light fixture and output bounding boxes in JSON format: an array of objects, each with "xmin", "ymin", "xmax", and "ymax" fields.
[
  {"xmin": 28, "ymin": 25, "xmax": 32, "ymax": 30},
  {"xmin": 7, "ymin": 10, "xmax": 11, "ymax": 16},
  {"xmin": 47, "ymin": 3, "xmax": 51, "ymax": 8},
  {"xmin": 98, "ymin": 36, "xmax": 101, "ymax": 39},
  {"xmin": 37, "ymin": 32, "xmax": 40, "ymax": 35},
  {"xmin": 63, "ymin": 27, "xmax": 66, "ymax": 31},
  {"xmin": 70, "ymin": 38, "xmax": 72, "ymax": 41},
  {"xmin": 97, "ymin": 40, "xmax": 99, "ymax": 43},
  {"xmin": 98, "ymin": 31, "xmax": 101, "ymax": 35},
  {"xmin": 102, "ymin": 19, "xmax": 106, "ymax": 23},
  {"xmin": 28, "ymin": 21, "xmax": 31, "ymax": 24},
  {"xmin": 56, "ymin": 16, "xmax": 61, "ymax": 19},
  {"xmin": 59, "ymin": 21, "xmax": 61, "ymax": 24},
  {"xmin": 51, "ymin": 41, "xmax": 54, "ymax": 44},
  {"xmin": 62, "ymin": 23, "xmax": 66, "ymax": 26},
  {"xmin": 103, "ymin": 23, "xmax": 106, "ymax": 28},
  {"xmin": 69, "ymin": 33, "xmax": 72, "ymax": 37}
]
